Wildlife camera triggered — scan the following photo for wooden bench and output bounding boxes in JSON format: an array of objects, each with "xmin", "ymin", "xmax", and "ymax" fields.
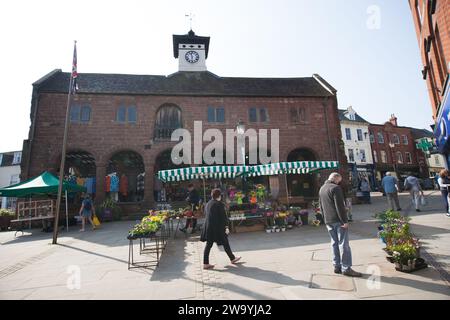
[{"xmin": 10, "ymin": 215, "xmax": 55, "ymax": 237}]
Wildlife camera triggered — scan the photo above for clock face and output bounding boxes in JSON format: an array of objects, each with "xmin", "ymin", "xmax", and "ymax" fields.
[{"xmin": 185, "ymin": 51, "xmax": 199, "ymax": 63}]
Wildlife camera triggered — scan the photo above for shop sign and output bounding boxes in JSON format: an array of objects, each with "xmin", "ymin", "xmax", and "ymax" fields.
[{"xmin": 434, "ymin": 78, "xmax": 450, "ymax": 153}]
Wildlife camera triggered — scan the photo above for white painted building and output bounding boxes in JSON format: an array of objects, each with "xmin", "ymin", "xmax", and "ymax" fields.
[
  {"xmin": 0, "ymin": 151, "xmax": 22, "ymax": 209},
  {"xmin": 339, "ymin": 106, "xmax": 375, "ymax": 188}
]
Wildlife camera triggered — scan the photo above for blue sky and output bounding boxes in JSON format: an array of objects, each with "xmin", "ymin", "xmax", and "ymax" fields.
[{"xmin": 0, "ymin": 0, "xmax": 431, "ymax": 152}]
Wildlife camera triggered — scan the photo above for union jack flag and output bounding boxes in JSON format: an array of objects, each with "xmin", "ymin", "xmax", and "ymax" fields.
[{"xmin": 71, "ymin": 41, "xmax": 78, "ymax": 94}]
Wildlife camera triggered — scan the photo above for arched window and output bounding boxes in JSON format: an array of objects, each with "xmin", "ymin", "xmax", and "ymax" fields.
[{"xmin": 154, "ymin": 104, "xmax": 182, "ymax": 140}]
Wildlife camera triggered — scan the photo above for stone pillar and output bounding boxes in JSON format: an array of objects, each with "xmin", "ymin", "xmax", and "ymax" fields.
[
  {"xmin": 95, "ymin": 165, "xmax": 107, "ymax": 204},
  {"xmin": 143, "ymin": 163, "xmax": 154, "ymax": 208}
]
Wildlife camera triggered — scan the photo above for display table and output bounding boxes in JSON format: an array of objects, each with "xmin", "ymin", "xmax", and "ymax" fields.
[{"xmin": 127, "ymin": 220, "xmax": 172, "ymax": 270}]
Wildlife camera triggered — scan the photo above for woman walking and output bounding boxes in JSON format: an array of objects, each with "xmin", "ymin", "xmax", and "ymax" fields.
[
  {"xmin": 438, "ymin": 169, "xmax": 450, "ymax": 217},
  {"xmin": 79, "ymin": 194, "xmax": 96, "ymax": 232},
  {"xmin": 201, "ymin": 189, "xmax": 241, "ymax": 270}
]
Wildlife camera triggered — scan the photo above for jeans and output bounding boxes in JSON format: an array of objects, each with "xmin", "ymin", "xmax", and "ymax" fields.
[
  {"xmin": 441, "ymin": 190, "xmax": 449, "ymax": 213},
  {"xmin": 203, "ymin": 238, "xmax": 235, "ymax": 264},
  {"xmin": 410, "ymin": 190, "xmax": 421, "ymax": 210},
  {"xmin": 386, "ymin": 192, "xmax": 401, "ymax": 210},
  {"xmin": 326, "ymin": 222, "xmax": 352, "ymax": 271}
]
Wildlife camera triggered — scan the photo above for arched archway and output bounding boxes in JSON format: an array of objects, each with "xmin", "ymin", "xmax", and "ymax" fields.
[
  {"xmin": 287, "ymin": 148, "xmax": 317, "ymax": 197},
  {"xmin": 56, "ymin": 150, "xmax": 97, "ymax": 203},
  {"xmin": 107, "ymin": 150, "xmax": 145, "ymax": 202},
  {"xmin": 154, "ymin": 103, "xmax": 182, "ymax": 140}
]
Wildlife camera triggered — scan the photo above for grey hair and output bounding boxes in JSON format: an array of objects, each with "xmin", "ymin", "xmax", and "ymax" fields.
[
  {"xmin": 328, "ymin": 172, "xmax": 342, "ymax": 183},
  {"xmin": 386, "ymin": 172, "xmax": 391, "ymax": 176}
]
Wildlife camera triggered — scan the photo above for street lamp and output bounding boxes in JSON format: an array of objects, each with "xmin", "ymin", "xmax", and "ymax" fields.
[
  {"xmin": 236, "ymin": 120, "xmax": 247, "ymax": 192},
  {"xmin": 236, "ymin": 120, "xmax": 246, "ymax": 165}
]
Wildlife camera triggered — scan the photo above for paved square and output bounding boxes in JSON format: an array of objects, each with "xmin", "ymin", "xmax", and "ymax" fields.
[{"xmin": 0, "ymin": 191, "xmax": 449, "ymax": 300}]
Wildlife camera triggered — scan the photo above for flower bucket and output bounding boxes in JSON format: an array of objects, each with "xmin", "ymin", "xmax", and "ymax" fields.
[
  {"xmin": 266, "ymin": 228, "xmax": 272, "ymax": 234},
  {"xmin": 281, "ymin": 227, "xmax": 286, "ymax": 232}
]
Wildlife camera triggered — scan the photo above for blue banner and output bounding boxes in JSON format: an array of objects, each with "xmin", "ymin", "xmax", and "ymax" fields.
[{"xmin": 434, "ymin": 77, "xmax": 450, "ymax": 153}]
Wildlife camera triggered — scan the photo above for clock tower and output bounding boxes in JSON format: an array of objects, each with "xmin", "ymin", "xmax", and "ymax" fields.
[{"xmin": 173, "ymin": 30, "xmax": 210, "ymax": 72}]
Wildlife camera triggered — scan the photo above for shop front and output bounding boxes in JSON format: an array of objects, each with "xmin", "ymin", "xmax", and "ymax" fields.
[{"xmin": 348, "ymin": 163, "xmax": 376, "ymax": 191}]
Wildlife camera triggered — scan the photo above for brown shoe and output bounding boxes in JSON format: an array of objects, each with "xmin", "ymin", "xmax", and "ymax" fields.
[{"xmin": 203, "ymin": 264, "xmax": 215, "ymax": 270}]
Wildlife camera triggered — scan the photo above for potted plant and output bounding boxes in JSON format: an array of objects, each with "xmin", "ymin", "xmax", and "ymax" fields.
[
  {"xmin": 99, "ymin": 197, "xmax": 117, "ymax": 222},
  {"xmin": 299, "ymin": 209, "xmax": 309, "ymax": 226},
  {"xmin": 391, "ymin": 242, "xmax": 419, "ymax": 272},
  {"xmin": 0, "ymin": 209, "xmax": 15, "ymax": 231}
]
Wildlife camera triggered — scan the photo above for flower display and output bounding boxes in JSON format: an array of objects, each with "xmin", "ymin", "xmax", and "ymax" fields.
[
  {"xmin": 235, "ymin": 191, "xmax": 244, "ymax": 205},
  {"xmin": 127, "ymin": 211, "xmax": 168, "ymax": 239}
]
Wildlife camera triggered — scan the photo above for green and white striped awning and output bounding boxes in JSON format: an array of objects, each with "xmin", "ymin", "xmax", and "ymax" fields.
[
  {"xmin": 157, "ymin": 161, "xmax": 339, "ymax": 182},
  {"xmin": 247, "ymin": 161, "xmax": 339, "ymax": 177},
  {"xmin": 158, "ymin": 165, "xmax": 250, "ymax": 182}
]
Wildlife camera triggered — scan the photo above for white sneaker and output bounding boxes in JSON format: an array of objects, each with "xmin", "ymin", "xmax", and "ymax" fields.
[{"xmin": 446, "ymin": 213, "xmax": 450, "ymax": 217}]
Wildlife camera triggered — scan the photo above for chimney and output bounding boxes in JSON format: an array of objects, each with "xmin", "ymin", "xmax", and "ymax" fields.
[{"xmin": 389, "ymin": 114, "xmax": 398, "ymax": 126}]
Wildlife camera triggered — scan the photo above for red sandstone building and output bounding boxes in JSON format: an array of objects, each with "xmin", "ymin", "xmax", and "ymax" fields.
[
  {"xmin": 20, "ymin": 31, "xmax": 347, "ymax": 212},
  {"xmin": 369, "ymin": 115, "xmax": 429, "ymax": 182},
  {"xmin": 409, "ymin": 0, "xmax": 450, "ymax": 120}
]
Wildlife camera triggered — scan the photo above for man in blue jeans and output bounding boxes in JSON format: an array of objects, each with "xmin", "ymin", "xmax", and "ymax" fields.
[{"xmin": 319, "ymin": 173, "xmax": 362, "ymax": 277}]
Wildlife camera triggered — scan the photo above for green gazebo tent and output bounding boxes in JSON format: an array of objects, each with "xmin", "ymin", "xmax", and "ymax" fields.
[{"xmin": 0, "ymin": 171, "xmax": 87, "ymax": 231}]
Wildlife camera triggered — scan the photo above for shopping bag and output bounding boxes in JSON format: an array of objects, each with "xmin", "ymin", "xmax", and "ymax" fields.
[
  {"xmin": 420, "ymin": 196, "xmax": 427, "ymax": 206},
  {"xmin": 93, "ymin": 214, "xmax": 101, "ymax": 227}
]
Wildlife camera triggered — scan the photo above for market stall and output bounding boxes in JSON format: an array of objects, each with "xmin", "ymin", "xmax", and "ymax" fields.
[
  {"xmin": 0, "ymin": 171, "xmax": 87, "ymax": 233},
  {"xmin": 157, "ymin": 161, "xmax": 339, "ymax": 233}
]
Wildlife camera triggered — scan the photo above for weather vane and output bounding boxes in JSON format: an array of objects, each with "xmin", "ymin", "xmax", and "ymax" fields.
[{"xmin": 185, "ymin": 13, "xmax": 195, "ymax": 30}]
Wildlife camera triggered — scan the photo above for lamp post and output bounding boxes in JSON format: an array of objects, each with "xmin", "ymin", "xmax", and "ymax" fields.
[
  {"xmin": 236, "ymin": 120, "xmax": 246, "ymax": 193},
  {"xmin": 236, "ymin": 120, "xmax": 246, "ymax": 165}
]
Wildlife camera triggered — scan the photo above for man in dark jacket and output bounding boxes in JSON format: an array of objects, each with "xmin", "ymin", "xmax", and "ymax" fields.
[
  {"xmin": 201, "ymin": 189, "xmax": 241, "ymax": 270},
  {"xmin": 319, "ymin": 173, "xmax": 362, "ymax": 277}
]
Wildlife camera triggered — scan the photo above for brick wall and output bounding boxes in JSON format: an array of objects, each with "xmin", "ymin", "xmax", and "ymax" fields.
[
  {"xmin": 23, "ymin": 92, "xmax": 348, "ymax": 207},
  {"xmin": 369, "ymin": 122, "xmax": 428, "ymax": 177},
  {"xmin": 409, "ymin": 0, "xmax": 450, "ymax": 120}
]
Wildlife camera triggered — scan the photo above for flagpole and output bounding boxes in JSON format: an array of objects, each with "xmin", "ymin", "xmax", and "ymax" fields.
[{"xmin": 52, "ymin": 40, "xmax": 76, "ymax": 244}]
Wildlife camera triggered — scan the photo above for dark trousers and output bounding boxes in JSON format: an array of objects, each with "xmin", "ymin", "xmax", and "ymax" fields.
[
  {"xmin": 203, "ymin": 238, "xmax": 235, "ymax": 264},
  {"xmin": 184, "ymin": 218, "xmax": 197, "ymax": 230},
  {"xmin": 441, "ymin": 189, "xmax": 449, "ymax": 213}
]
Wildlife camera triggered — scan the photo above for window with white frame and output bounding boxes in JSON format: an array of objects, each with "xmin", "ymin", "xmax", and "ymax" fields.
[
  {"xmin": 378, "ymin": 132, "xmax": 384, "ymax": 144},
  {"xmin": 369, "ymin": 132, "xmax": 375, "ymax": 143},
  {"xmin": 373, "ymin": 150, "xmax": 378, "ymax": 163},
  {"xmin": 381, "ymin": 150, "xmax": 387, "ymax": 163},
  {"xmin": 12, "ymin": 152, "xmax": 22, "ymax": 165},
  {"xmin": 345, "ymin": 128, "xmax": 352, "ymax": 140},
  {"xmin": 10, "ymin": 174, "xmax": 20, "ymax": 185},
  {"xmin": 397, "ymin": 152, "xmax": 404, "ymax": 164},
  {"xmin": 348, "ymin": 149, "xmax": 355, "ymax": 162},
  {"xmin": 392, "ymin": 134, "xmax": 400, "ymax": 145},
  {"xmin": 359, "ymin": 149, "xmax": 366, "ymax": 163},
  {"xmin": 357, "ymin": 129, "xmax": 363, "ymax": 141},
  {"xmin": 402, "ymin": 135, "xmax": 408, "ymax": 145},
  {"xmin": 405, "ymin": 152, "xmax": 412, "ymax": 164}
]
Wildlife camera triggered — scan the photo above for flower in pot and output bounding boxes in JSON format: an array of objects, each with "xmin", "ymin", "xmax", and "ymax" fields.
[{"xmin": 391, "ymin": 242, "xmax": 418, "ymax": 271}]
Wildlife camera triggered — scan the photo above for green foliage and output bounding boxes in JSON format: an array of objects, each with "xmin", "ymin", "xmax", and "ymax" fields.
[
  {"xmin": 391, "ymin": 242, "xmax": 418, "ymax": 265},
  {"xmin": 374, "ymin": 210, "xmax": 403, "ymax": 223},
  {"xmin": 0, "ymin": 209, "xmax": 15, "ymax": 217}
]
